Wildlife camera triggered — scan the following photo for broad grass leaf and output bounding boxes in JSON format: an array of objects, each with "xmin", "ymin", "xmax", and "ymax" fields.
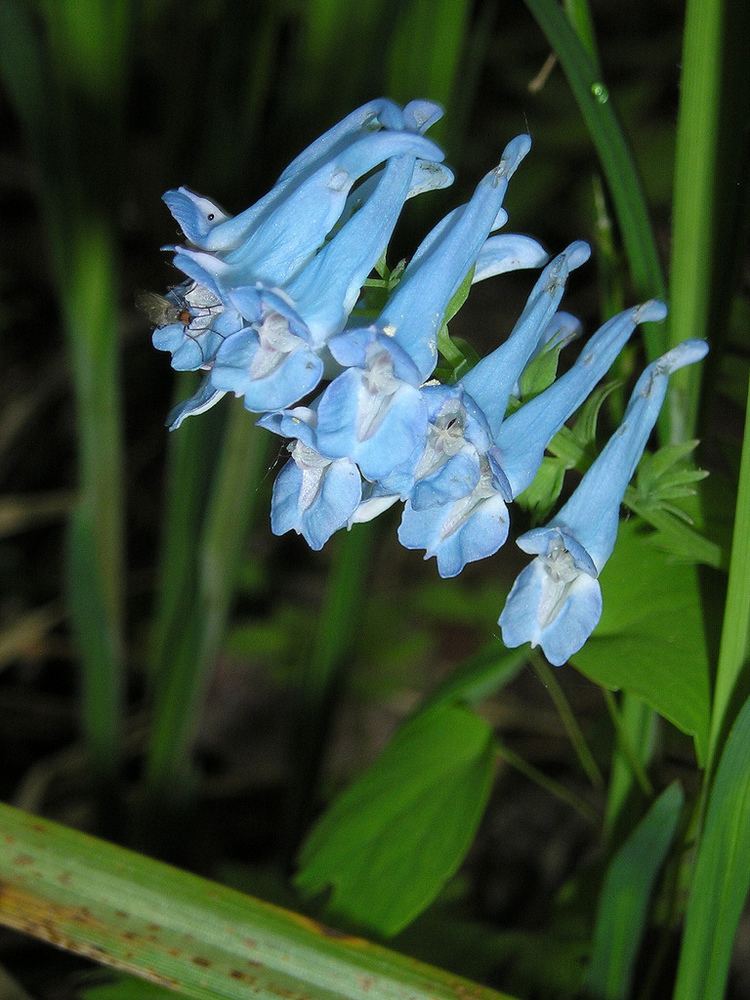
[
  {"xmin": 571, "ymin": 521, "xmax": 710, "ymax": 761},
  {"xmin": 674, "ymin": 695, "xmax": 750, "ymax": 1000},
  {"xmin": 583, "ymin": 782, "xmax": 683, "ymax": 1000},
  {"xmin": 0, "ymin": 802, "xmax": 513, "ymax": 1000},
  {"xmin": 296, "ymin": 705, "xmax": 496, "ymax": 936}
]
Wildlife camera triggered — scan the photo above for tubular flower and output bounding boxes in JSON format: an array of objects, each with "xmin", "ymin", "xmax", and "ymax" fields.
[
  {"xmin": 498, "ymin": 340, "xmax": 709, "ymax": 665},
  {"xmin": 148, "ymin": 100, "xmax": 710, "ymax": 665},
  {"xmin": 313, "ymin": 135, "xmax": 532, "ymax": 480}
]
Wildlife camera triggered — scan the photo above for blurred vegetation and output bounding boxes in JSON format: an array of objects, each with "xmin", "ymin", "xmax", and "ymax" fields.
[{"xmin": 0, "ymin": 0, "xmax": 748, "ymax": 998}]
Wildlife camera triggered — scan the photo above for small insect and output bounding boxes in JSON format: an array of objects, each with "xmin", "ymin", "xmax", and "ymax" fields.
[{"xmin": 136, "ymin": 291, "xmax": 191, "ymax": 328}]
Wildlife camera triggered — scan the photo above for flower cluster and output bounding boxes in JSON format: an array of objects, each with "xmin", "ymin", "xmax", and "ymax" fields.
[{"xmin": 150, "ymin": 99, "xmax": 707, "ymax": 666}]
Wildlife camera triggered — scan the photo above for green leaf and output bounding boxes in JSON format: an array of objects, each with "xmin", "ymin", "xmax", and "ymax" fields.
[
  {"xmin": 518, "ymin": 339, "xmax": 567, "ymax": 400},
  {"xmin": 625, "ymin": 500, "xmax": 724, "ymax": 570},
  {"xmin": 437, "ymin": 268, "xmax": 477, "ymax": 379},
  {"xmin": 0, "ymin": 801, "xmax": 514, "ymax": 1000},
  {"xmin": 571, "ymin": 521, "xmax": 710, "ymax": 762},
  {"xmin": 674, "ymin": 695, "xmax": 750, "ymax": 999},
  {"xmin": 583, "ymin": 782, "xmax": 683, "ymax": 1000},
  {"xmin": 424, "ymin": 642, "xmax": 527, "ymax": 710},
  {"xmin": 514, "ymin": 457, "xmax": 567, "ymax": 523},
  {"xmin": 296, "ymin": 705, "xmax": 496, "ymax": 936},
  {"xmin": 571, "ymin": 379, "xmax": 622, "ymax": 449},
  {"xmin": 80, "ymin": 978, "xmax": 177, "ymax": 1000},
  {"xmin": 707, "ymin": 377, "xmax": 750, "ymax": 764}
]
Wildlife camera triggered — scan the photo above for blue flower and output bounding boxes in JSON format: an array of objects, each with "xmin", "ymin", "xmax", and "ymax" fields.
[
  {"xmin": 258, "ymin": 407, "xmax": 362, "ymax": 550},
  {"xmin": 207, "ymin": 288, "xmax": 325, "ymax": 413},
  {"xmin": 460, "ymin": 242, "xmax": 591, "ymax": 438},
  {"xmin": 169, "ymin": 130, "xmax": 445, "ymax": 295},
  {"xmin": 314, "ymin": 330, "xmax": 428, "ymax": 480},
  {"xmin": 499, "ymin": 338, "xmax": 709, "ymax": 665},
  {"xmin": 313, "ymin": 136, "xmax": 532, "ymax": 479},
  {"xmin": 491, "ymin": 299, "xmax": 668, "ymax": 499},
  {"xmin": 150, "ymin": 281, "xmax": 245, "ymax": 371},
  {"xmin": 166, "ymin": 375, "xmax": 226, "ymax": 431},
  {"xmin": 398, "ymin": 465, "xmax": 510, "ymax": 577},
  {"xmin": 162, "ymin": 98, "xmax": 444, "ymax": 252}
]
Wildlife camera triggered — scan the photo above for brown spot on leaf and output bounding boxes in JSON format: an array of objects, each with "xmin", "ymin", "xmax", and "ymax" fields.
[
  {"xmin": 13, "ymin": 854, "xmax": 34, "ymax": 866},
  {"xmin": 191, "ymin": 956, "xmax": 211, "ymax": 968}
]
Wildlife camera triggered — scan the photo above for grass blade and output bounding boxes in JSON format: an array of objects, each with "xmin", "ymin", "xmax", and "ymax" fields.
[
  {"xmin": 583, "ymin": 782, "xmax": 683, "ymax": 1000},
  {"xmin": 0, "ymin": 3, "xmax": 127, "ymax": 789},
  {"xmin": 284, "ymin": 525, "xmax": 374, "ymax": 855},
  {"xmin": 603, "ymin": 693, "xmax": 656, "ymax": 841},
  {"xmin": 667, "ymin": 0, "xmax": 726, "ymax": 440},
  {"xmin": 386, "ymin": 0, "xmax": 471, "ymax": 147},
  {"xmin": 145, "ymin": 410, "xmax": 267, "ymax": 807},
  {"xmin": 523, "ymin": 0, "xmax": 667, "ymax": 367},
  {"xmin": 0, "ymin": 802, "xmax": 516, "ymax": 1000},
  {"xmin": 674, "ymin": 694, "xmax": 750, "ymax": 999},
  {"xmin": 707, "ymin": 376, "xmax": 750, "ymax": 768}
]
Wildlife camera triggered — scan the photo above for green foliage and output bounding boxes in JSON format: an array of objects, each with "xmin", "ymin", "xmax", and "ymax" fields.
[
  {"xmin": 572, "ymin": 521, "xmax": 711, "ymax": 762},
  {"xmin": 296, "ymin": 705, "xmax": 496, "ymax": 935},
  {"xmin": 625, "ymin": 441, "xmax": 722, "ymax": 569},
  {"xmin": 674, "ymin": 695, "xmax": 750, "ymax": 999},
  {"xmin": 436, "ymin": 268, "xmax": 478, "ymax": 381},
  {"xmin": 523, "ymin": 0, "xmax": 667, "ymax": 374},
  {"xmin": 80, "ymin": 978, "xmax": 176, "ymax": 1000},
  {"xmin": 0, "ymin": 802, "xmax": 512, "ymax": 1000},
  {"xmin": 583, "ymin": 782, "xmax": 683, "ymax": 999}
]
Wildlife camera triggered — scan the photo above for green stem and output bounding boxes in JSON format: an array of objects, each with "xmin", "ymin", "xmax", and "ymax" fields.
[
  {"xmin": 531, "ymin": 653, "xmax": 604, "ymax": 789},
  {"xmin": 602, "ymin": 690, "xmax": 654, "ymax": 799},
  {"xmin": 495, "ymin": 742, "xmax": 598, "ymax": 825}
]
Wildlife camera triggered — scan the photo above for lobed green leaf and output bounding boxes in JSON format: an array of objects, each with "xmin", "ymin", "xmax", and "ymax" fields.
[
  {"xmin": 572, "ymin": 521, "xmax": 710, "ymax": 762},
  {"xmin": 296, "ymin": 705, "xmax": 496, "ymax": 936}
]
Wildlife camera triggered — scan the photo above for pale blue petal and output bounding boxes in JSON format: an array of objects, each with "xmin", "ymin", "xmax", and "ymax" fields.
[
  {"xmin": 472, "ymin": 234, "xmax": 549, "ymax": 283},
  {"xmin": 152, "ymin": 322, "xmax": 186, "ymax": 354},
  {"xmin": 402, "ymin": 99, "xmax": 444, "ymax": 133},
  {"xmin": 498, "ymin": 560, "xmax": 602, "ymax": 666},
  {"xmin": 538, "ymin": 574, "xmax": 602, "ymax": 666},
  {"xmin": 277, "ymin": 99, "xmax": 406, "ymax": 183},
  {"xmin": 270, "ymin": 454, "xmax": 361, "ymax": 551},
  {"xmin": 381, "ymin": 136, "xmax": 532, "ymax": 379},
  {"xmin": 543, "ymin": 338, "xmax": 708, "ymax": 569},
  {"xmin": 494, "ymin": 299, "xmax": 667, "ymax": 498},
  {"xmin": 219, "ymin": 131, "xmax": 444, "ymax": 290},
  {"xmin": 166, "ymin": 376, "xmax": 226, "ymax": 431},
  {"xmin": 210, "ymin": 330, "xmax": 324, "ymax": 412},
  {"xmin": 162, "ymin": 188, "xmax": 231, "ymax": 248},
  {"xmin": 399, "ymin": 488, "xmax": 509, "ymax": 577},
  {"xmin": 460, "ymin": 241, "xmax": 591, "ymax": 436},
  {"xmin": 256, "ymin": 406, "xmax": 318, "ymax": 447},
  {"xmin": 498, "ymin": 559, "xmax": 547, "ymax": 651},
  {"xmin": 327, "ymin": 329, "xmax": 422, "ymax": 384},
  {"xmin": 315, "ymin": 367, "xmax": 428, "ymax": 480},
  {"xmin": 285, "ymin": 154, "xmax": 419, "ymax": 344},
  {"xmin": 411, "ymin": 449, "xmax": 481, "ymax": 509}
]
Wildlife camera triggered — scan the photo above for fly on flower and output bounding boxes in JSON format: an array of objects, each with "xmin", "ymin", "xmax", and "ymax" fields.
[{"xmin": 136, "ymin": 290, "xmax": 191, "ymax": 328}]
